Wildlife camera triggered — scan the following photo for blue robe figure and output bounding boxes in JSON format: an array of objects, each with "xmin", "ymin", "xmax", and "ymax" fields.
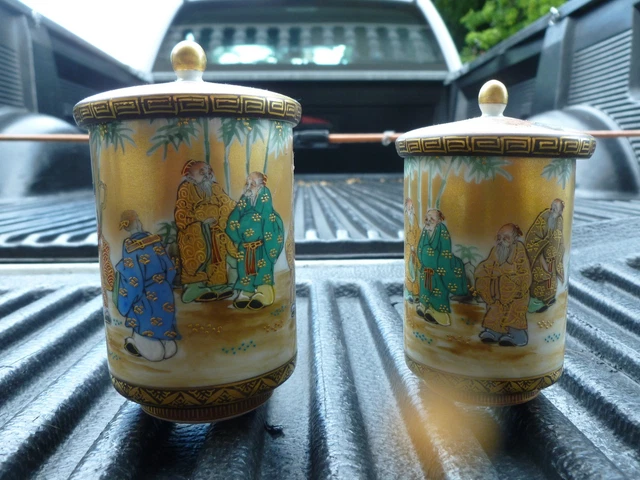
[
  {"xmin": 113, "ymin": 210, "xmax": 180, "ymax": 362},
  {"xmin": 226, "ymin": 172, "xmax": 284, "ymax": 309}
]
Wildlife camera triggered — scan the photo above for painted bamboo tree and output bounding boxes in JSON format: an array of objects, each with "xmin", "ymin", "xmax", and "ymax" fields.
[
  {"xmin": 435, "ymin": 156, "xmax": 467, "ymax": 209},
  {"xmin": 414, "ymin": 156, "xmax": 447, "ymax": 220},
  {"xmin": 199, "ymin": 117, "xmax": 210, "ymax": 165},
  {"xmin": 88, "ymin": 121, "xmax": 134, "ymax": 305},
  {"xmin": 238, "ymin": 118, "xmax": 266, "ymax": 176},
  {"xmin": 463, "ymin": 156, "xmax": 513, "ymax": 184},
  {"xmin": 146, "ymin": 118, "xmax": 200, "ymax": 161},
  {"xmin": 541, "ymin": 158, "xmax": 574, "ymax": 189},
  {"xmin": 89, "ymin": 122, "xmax": 136, "ymax": 185},
  {"xmin": 217, "ymin": 118, "xmax": 245, "ymax": 193},
  {"xmin": 430, "ymin": 155, "xmax": 513, "ymax": 209},
  {"xmin": 454, "ymin": 243, "xmax": 485, "ymax": 301},
  {"xmin": 263, "ymin": 121, "xmax": 292, "ymax": 173},
  {"xmin": 89, "ymin": 121, "xmax": 136, "ymax": 220},
  {"xmin": 157, "ymin": 221, "xmax": 181, "ymax": 286},
  {"xmin": 454, "ymin": 244, "xmax": 483, "ymax": 266},
  {"xmin": 404, "ymin": 157, "xmax": 419, "ymax": 200}
]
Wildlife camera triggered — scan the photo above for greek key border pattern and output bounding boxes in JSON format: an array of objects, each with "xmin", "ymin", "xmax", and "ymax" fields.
[
  {"xmin": 111, "ymin": 354, "xmax": 296, "ymax": 408},
  {"xmin": 142, "ymin": 391, "xmax": 273, "ymax": 422},
  {"xmin": 396, "ymin": 134, "xmax": 596, "ymax": 158},
  {"xmin": 74, "ymin": 93, "xmax": 302, "ymax": 127},
  {"xmin": 406, "ymin": 354, "xmax": 562, "ymax": 395}
]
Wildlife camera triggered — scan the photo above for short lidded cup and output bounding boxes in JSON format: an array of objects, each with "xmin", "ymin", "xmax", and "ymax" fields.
[
  {"xmin": 396, "ymin": 80, "xmax": 595, "ymax": 406},
  {"xmin": 74, "ymin": 41, "xmax": 300, "ymax": 422}
]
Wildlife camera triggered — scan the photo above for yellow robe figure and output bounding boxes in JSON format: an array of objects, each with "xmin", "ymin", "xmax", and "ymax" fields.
[
  {"xmin": 525, "ymin": 210, "xmax": 565, "ymax": 309},
  {"xmin": 475, "ymin": 241, "xmax": 532, "ymax": 334},
  {"xmin": 404, "ymin": 212, "xmax": 420, "ymax": 300},
  {"xmin": 175, "ymin": 180, "xmax": 237, "ymax": 302}
]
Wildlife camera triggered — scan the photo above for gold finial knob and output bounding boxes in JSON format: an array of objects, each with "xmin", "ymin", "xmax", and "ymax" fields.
[
  {"xmin": 171, "ymin": 40, "xmax": 206, "ymax": 76},
  {"xmin": 478, "ymin": 80, "xmax": 508, "ymax": 116}
]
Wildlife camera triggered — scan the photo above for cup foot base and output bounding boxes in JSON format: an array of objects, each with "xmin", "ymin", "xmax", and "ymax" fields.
[
  {"xmin": 141, "ymin": 391, "xmax": 273, "ymax": 423},
  {"xmin": 405, "ymin": 353, "xmax": 561, "ymax": 407},
  {"xmin": 427, "ymin": 386, "xmax": 540, "ymax": 406}
]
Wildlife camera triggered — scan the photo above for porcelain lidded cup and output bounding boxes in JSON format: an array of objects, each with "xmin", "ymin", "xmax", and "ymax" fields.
[
  {"xmin": 73, "ymin": 41, "xmax": 300, "ymax": 422},
  {"xmin": 396, "ymin": 80, "xmax": 595, "ymax": 406}
]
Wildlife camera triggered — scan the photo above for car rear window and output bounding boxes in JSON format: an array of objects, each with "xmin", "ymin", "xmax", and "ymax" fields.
[{"xmin": 153, "ymin": 2, "xmax": 445, "ymax": 72}]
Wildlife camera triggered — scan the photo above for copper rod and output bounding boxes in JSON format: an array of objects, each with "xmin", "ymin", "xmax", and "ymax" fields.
[
  {"xmin": 3, "ymin": 130, "xmax": 640, "ymax": 144},
  {"xmin": 0, "ymin": 134, "xmax": 90, "ymax": 142},
  {"xmin": 579, "ymin": 130, "xmax": 640, "ymax": 138},
  {"xmin": 329, "ymin": 133, "xmax": 403, "ymax": 143},
  {"xmin": 329, "ymin": 131, "xmax": 640, "ymax": 142}
]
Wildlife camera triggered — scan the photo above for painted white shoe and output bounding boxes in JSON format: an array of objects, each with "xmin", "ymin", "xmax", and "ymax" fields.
[
  {"xmin": 162, "ymin": 340, "xmax": 178, "ymax": 359},
  {"xmin": 234, "ymin": 291, "xmax": 252, "ymax": 309},
  {"xmin": 123, "ymin": 337, "xmax": 141, "ymax": 357},
  {"xmin": 132, "ymin": 332, "xmax": 166, "ymax": 362},
  {"xmin": 430, "ymin": 308, "xmax": 451, "ymax": 326},
  {"xmin": 249, "ymin": 285, "xmax": 275, "ymax": 310}
]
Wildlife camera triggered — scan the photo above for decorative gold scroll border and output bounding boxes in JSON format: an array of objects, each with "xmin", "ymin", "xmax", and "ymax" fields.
[
  {"xmin": 406, "ymin": 354, "xmax": 563, "ymax": 395},
  {"xmin": 74, "ymin": 93, "xmax": 302, "ymax": 127},
  {"xmin": 396, "ymin": 134, "xmax": 596, "ymax": 158},
  {"xmin": 111, "ymin": 354, "xmax": 296, "ymax": 408}
]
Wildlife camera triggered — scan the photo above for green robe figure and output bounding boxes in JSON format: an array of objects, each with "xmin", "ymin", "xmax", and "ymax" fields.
[
  {"xmin": 416, "ymin": 209, "xmax": 468, "ymax": 326},
  {"xmin": 226, "ymin": 172, "xmax": 285, "ymax": 310}
]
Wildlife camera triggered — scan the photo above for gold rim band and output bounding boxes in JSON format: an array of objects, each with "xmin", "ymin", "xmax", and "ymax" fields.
[
  {"xmin": 74, "ymin": 93, "xmax": 302, "ymax": 127},
  {"xmin": 111, "ymin": 354, "xmax": 296, "ymax": 409},
  {"xmin": 396, "ymin": 134, "xmax": 595, "ymax": 158}
]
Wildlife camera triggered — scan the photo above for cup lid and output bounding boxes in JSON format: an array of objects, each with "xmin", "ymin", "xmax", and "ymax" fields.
[
  {"xmin": 73, "ymin": 41, "xmax": 301, "ymax": 128},
  {"xmin": 396, "ymin": 80, "xmax": 595, "ymax": 159}
]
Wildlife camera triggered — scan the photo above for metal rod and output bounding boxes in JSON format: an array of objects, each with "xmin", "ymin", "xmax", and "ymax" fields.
[
  {"xmin": 2, "ymin": 130, "xmax": 640, "ymax": 144},
  {"xmin": 579, "ymin": 130, "xmax": 640, "ymax": 138},
  {"xmin": 0, "ymin": 134, "xmax": 90, "ymax": 142},
  {"xmin": 328, "ymin": 133, "xmax": 403, "ymax": 143}
]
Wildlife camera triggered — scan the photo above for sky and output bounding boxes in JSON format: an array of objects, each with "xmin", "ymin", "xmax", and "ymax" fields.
[{"xmin": 19, "ymin": 0, "xmax": 182, "ymax": 72}]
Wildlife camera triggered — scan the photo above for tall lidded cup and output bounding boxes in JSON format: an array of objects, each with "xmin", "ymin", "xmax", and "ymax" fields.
[
  {"xmin": 74, "ymin": 41, "xmax": 300, "ymax": 422},
  {"xmin": 396, "ymin": 80, "xmax": 595, "ymax": 406}
]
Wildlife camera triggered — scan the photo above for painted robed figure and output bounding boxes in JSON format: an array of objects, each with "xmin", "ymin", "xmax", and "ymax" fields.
[
  {"xmin": 226, "ymin": 172, "xmax": 284, "ymax": 310},
  {"xmin": 175, "ymin": 160, "xmax": 237, "ymax": 303},
  {"xmin": 404, "ymin": 199, "xmax": 421, "ymax": 303},
  {"xmin": 114, "ymin": 210, "xmax": 180, "ymax": 361},
  {"xmin": 475, "ymin": 224, "xmax": 532, "ymax": 347},
  {"xmin": 525, "ymin": 199, "xmax": 565, "ymax": 313},
  {"xmin": 416, "ymin": 209, "xmax": 468, "ymax": 326}
]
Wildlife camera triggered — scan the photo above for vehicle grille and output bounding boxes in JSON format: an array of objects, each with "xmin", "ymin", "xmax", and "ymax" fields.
[
  {"xmin": 3, "ymin": 175, "xmax": 640, "ymax": 261},
  {"xmin": 567, "ymin": 29, "xmax": 640, "ymax": 160},
  {"xmin": 0, "ymin": 43, "xmax": 24, "ymax": 109},
  {"xmin": 157, "ymin": 23, "xmax": 442, "ymax": 69},
  {"xmin": 0, "ymin": 212, "xmax": 639, "ymax": 478},
  {"xmin": 57, "ymin": 78, "xmax": 99, "ymax": 119}
]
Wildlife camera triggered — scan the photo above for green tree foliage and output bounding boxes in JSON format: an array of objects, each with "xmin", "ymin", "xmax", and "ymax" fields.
[
  {"xmin": 434, "ymin": 0, "xmax": 566, "ymax": 62},
  {"xmin": 432, "ymin": 0, "xmax": 484, "ymax": 53}
]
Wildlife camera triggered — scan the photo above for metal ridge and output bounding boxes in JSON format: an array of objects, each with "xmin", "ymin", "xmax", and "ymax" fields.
[
  {"xmin": 3, "ymin": 175, "xmax": 640, "ymax": 261},
  {"xmin": 0, "ymin": 213, "xmax": 638, "ymax": 478}
]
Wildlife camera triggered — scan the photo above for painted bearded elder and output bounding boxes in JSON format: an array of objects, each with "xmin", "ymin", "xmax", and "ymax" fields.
[
  {"xmin": 475, "ymin": 224, "xmax": 532, "ymax": 347},
  {"xmin": 114, "ymin": 210, "xmax": 180, "ymax": 361},
  {"xmin": 404, "ymin": 198, "xmax": 420, "ymax": 303},
  {"xmin": 416, "ymin": 209, "xmax": 468, "ymax": 326},
  {"xmin": 525, "ymin": 199, "xmax": 566, "ymax": 313},
  {"xmin": 226, "ymin": 172, "xmax": 285, "ymax": 310},
  {"xmin": 175, "ymin": 160, "xmax": 237, "ymax": 303}
]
